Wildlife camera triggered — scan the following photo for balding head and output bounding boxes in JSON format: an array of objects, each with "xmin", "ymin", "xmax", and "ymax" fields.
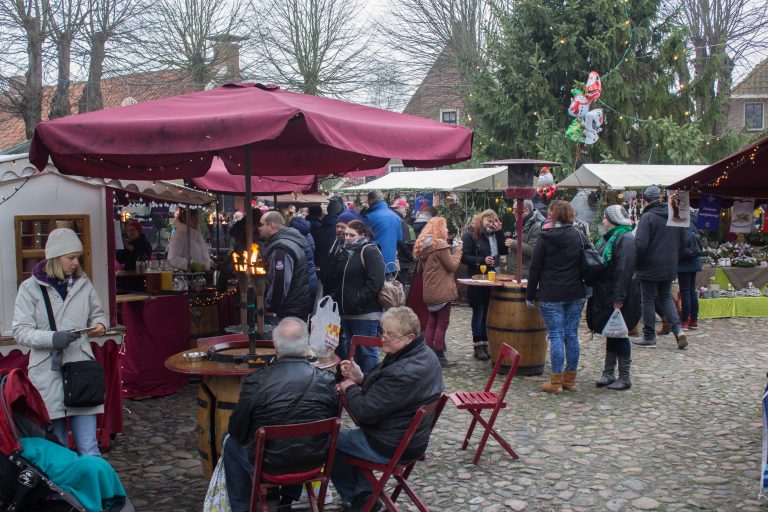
[
  {"xmin": 258, "ymin": 210, "xmax": 285, "ymax": 239},
  {"xmin": 272, "ymin": 317, "xmax": 309, "ymax": 358}
]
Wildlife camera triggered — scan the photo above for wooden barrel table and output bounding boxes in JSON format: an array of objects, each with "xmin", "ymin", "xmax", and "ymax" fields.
[
  {"xmin": 486, "ymin": 283, "xmax": 548, "ymax": 376},
  {"xmin": 166, "ymin": 336, "xmax": 339, "ymax": 479}
]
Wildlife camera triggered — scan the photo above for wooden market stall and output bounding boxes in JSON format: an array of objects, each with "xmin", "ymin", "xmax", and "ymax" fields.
[{"xmin": 0, "ymin": 155, "xmax": 220, "ymax": 437}]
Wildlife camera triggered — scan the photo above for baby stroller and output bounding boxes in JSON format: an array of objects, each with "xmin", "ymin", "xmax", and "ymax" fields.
[{"xmin": 0, "ymin": 369, "xmax": 132, "ymax": 512}]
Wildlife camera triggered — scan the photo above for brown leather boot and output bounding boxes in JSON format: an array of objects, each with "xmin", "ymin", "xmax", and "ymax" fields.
[
  {"xmin": 562, "ymin": 370, "xmax": 577, "ymax": 391},
  {"xmin": 541, "ymin": 373, "xmax": 563, "ymax": 394},
  {"xmin": 656, "ymin": 316, "xmax": 671, "ymax": 336}
]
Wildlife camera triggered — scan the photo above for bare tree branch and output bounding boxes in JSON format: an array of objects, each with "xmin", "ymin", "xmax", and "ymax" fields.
[
  {"xmin": 249, "ymin": 0, "xmax": 374, "ymax": 97},
  {"xmin": 47, "ymin": 0, "xmax": 90, "ymax": 118},
  {"xmin": 0, "ymin": 0, "xmax": 51, "ymax": 139},
  {"xmin": 138, "ymin": 0, "xmax": 249, "ymax": 91}
]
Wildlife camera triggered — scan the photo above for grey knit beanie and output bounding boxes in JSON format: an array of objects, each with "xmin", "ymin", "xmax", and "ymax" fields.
[{"xmin": 604, "ymin": 205, "xmax": 631, "ymax": 226}]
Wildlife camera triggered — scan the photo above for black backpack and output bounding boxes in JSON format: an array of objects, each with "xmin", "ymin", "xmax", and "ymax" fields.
[{"xmin": 681, "ymin": 224, "xmax": 703, "ymax": 259}]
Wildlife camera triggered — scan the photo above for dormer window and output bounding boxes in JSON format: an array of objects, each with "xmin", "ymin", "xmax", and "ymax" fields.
[{"xmin": 441, "ymin": 109, "xmax": 458, "ymax": 125}]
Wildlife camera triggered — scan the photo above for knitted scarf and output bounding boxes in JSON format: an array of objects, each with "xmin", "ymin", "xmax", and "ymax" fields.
[{"xmin": 600, "ymin": 225, "xmax": 633, "ymax": 264}]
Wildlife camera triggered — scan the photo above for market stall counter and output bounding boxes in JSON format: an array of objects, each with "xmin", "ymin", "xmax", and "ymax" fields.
[{"xmin": 0, "ymin": 329, "xmax": 125, "ymax": 451}]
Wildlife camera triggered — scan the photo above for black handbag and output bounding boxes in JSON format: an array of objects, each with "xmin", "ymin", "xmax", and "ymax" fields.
[
  {"xmin": 40, "ymin": 285, "xmax": 105, "ymax": 408},
  {"xmin": 575, "ymin": 228, "xmax": 604, "ymax": 285}
]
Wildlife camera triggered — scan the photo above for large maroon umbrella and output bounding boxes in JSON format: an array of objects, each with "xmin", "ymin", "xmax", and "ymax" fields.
[
  {"xmin": 29, "ymin": 82, "xmax": 472, "ymax": 180},
  {"xmin": 669, "ymin": 134, "xmax": 768, "ymax": 199}
]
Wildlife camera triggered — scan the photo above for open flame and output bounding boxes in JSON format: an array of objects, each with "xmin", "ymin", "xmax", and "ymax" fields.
[{"xmin": 232, "ymin": 243, "xmax": 266, "ymax": 275}]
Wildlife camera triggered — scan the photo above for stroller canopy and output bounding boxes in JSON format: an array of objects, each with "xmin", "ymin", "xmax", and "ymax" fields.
[{"xmin": 0, "ymin": 369, "xmax": 50, "ymax": 456}]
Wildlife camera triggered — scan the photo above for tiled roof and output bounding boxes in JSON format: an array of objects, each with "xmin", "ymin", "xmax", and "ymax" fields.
[
  {"xmin": 732, "ymin": 58, "xmax": 768, "ymax": 96},
  {"xmin": 403, "ymin": 47, "xmax": 469, "ymax": 121},
  {"xmin": 0, "ymin": 69, "xmax": 200, "ymax": 151}
]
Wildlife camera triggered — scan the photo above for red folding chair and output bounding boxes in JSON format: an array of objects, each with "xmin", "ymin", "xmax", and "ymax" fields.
[
  {"xmin": 344, "ymin": 394, "xmax": 448, "ymax": 512},
  {"xmin": 249, "ymin": 417, "xmax": 342, "ymax": 512},
  {"xmin": 348, "ymin": 335, "xmax": 382, "ymax": 362},
  {"xmin": 448, "ymin": 343, "xmax": 520, "ymax": 464}
]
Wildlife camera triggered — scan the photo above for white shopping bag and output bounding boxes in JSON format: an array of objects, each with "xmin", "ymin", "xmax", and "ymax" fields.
[
  {"xmin": 308, "ymin": 296, "xmax": 340, "ymax": 357},
  {"xmin": 203, "ymin": 435, "xmax": 232, "ymax": 512},
  {"xmin": 602, "ymin": 308, "xmax": 629, "ymax": 338}
]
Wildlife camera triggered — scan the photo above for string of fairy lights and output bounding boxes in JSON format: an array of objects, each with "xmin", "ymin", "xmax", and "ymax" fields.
[{"xmin": 187, "ymin": 289, "xmax": 238, "ymax": 307}]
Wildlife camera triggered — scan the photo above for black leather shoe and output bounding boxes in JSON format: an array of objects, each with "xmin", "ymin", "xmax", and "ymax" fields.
[{"xmin": 351, "ymin": 492, "xmax": 382, "ymax": 512}]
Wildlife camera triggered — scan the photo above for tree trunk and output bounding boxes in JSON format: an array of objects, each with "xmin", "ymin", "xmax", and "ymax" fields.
[
  {"xmin": 78, "ymin": 31, "xmax": 107, "ymax": 113},
  {"xmin": 21, "ymin": 18, "xmax": 45, "ymax": 140},
  {"xmin": 50, "ymin": 32, "xmax": 74, "ymax": 119}
]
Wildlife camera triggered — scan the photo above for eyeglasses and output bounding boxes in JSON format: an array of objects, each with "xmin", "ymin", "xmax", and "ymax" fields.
[{"xmin": 381, "ymin": 333, "xmax": 410, "ymax": 343}]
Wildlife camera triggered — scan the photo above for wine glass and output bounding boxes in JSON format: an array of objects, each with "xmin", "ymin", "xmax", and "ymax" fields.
[{"xmin": 479, "ymin": 264, "xmax": 487, "ymax": 279}]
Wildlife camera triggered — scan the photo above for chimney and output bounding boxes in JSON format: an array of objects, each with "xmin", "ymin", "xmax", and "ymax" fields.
[{"xmin": 209, "ymin": 34, "xmax": 245, "ymax": 83}]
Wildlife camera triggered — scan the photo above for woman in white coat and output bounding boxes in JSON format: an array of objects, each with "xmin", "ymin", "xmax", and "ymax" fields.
[
  {"xmin": 13, "ymin": 228, "xmax": 108, "ymax": 456},
  {"xmin": 167, "ymin": 208, "xmax": 212, "ymax": 271}
]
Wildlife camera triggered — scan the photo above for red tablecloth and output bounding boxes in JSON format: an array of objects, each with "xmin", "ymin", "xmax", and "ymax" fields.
[
  {"xmin": 122, "ymin": 294, "xmax": 190, "ymax": 397},
  {"xmin": 216, "ymin": 291, "xmax": 239, "ymax": 332},
  {"xmin": 0, "ymin": 338, "xmax": 124, "ymax": 450}
]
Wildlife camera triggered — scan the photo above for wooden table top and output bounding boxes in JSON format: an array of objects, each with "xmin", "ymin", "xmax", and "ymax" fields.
[{"xmin": 165, "ymin": 347, "xmax": 340, "ymax": 376}]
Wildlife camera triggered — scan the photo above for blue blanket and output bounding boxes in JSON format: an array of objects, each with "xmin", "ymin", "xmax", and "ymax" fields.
[{"xmin": 21, "ymin": 437, "xmax": 126, "ymax": 512}]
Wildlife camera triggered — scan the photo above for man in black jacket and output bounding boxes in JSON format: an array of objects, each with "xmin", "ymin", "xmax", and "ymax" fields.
[
  {"xmin": 332, "ymin": 307, "xmax": 443, "ymax": 511},
  {"xmin": 224, "ymin": 317, "xmax": 339, "ymax": 512},
  {"xmin": 259, "ymin": 211, "xmax": 312, "ymax": 321},
  {"xmin": 633, "ymin": 186, "xmax": 688, "ymax": 349}
]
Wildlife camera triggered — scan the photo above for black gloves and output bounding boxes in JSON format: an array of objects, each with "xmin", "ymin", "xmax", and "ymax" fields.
[{"xmin": 52, "ymin": 330, "xmax": 80, "ymax": 349}]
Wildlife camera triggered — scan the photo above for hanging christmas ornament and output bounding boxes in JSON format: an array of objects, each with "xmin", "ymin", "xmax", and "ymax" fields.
[{"xmin": 565, "ymin": 71, "xmax": 605, "ymax": 145}]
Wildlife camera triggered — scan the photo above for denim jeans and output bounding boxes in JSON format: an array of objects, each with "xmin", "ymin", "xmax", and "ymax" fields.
[
  {"xmin": 677, "ymin": 272, "xmax": 699, "ymax": 322},
  {"xmin": 341, "ymin": 319, "xmax": 380, "ymax": 374},
  {"xmin": 330, "ymin": 428, "xmax": 391, "ymax": 502},
  {"xmin": 51, "ymin": 415, "xmax": 99, "ymax": 456},
  {"xmin": 470, "ymin": 302, "xmax": 489, "ymax": 340},
  {"xmin": 538, "ymin": 299, "xmax": 585, "ymax": 373},
  {"xmin": 640, "ymin": 280, "xmax": 681, "ymax": 340},
  {"xmin": 223, "ymin": 435, "xmax": 302, "ymax": 512}
]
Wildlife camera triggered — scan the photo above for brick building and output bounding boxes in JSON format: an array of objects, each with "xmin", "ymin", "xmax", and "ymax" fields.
[{"xmin": 724, "ymin": 58, "xmax": 768, "ymax": 134}]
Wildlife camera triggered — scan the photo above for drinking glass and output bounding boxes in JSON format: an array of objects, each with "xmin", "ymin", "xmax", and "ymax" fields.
[{"xmin": 479, "ymin": 264, "xmax": 487, "ymax": 279}]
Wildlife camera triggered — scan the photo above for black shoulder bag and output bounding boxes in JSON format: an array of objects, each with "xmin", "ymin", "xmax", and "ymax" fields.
[
  {"xmin": 40, "ymin": 285, "xmax": 105, "ymax": 408},
  {"xmin": 575, "ymin": 227, "xmax": 604, "ymax": 285}
]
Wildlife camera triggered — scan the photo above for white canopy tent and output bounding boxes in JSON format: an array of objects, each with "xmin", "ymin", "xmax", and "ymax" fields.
[
  {"xmin": 342, "ymin": 167, "xmax": 509, "ymax": 192},
  {"xmin": 559, "ymin": 164, "xmax": 707, "ymax": 190}
]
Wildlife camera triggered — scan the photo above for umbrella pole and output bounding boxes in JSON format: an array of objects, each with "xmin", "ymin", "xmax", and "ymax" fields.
[{"xmin": 244, "ymin": 144, "xmax": 257, "ymax": 357}]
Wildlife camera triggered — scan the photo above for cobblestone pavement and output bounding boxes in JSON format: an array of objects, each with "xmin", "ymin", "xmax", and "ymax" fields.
[{"xmin": 105, "ymin": 307, "xmax": 768, "ymax": 511}]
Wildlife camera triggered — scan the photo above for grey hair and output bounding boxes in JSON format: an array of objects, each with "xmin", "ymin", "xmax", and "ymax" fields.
[
  {"xmin": 272, "ymin": 317, "xmax": 309, "ymax": 357},
  {"xmin": 523, "ymin": 199, "xmax": 534, "ymax": 211},
  {"xmin": 263, "ymin": 210, "xmax": 285, "ymax": 227},
  {"xmin": 381, "ymin": 306, "xmax": 421, "ymax": 337},
  {"xmin": 367, "ymin": 189, "xmax": 384, "ymax": 203}
]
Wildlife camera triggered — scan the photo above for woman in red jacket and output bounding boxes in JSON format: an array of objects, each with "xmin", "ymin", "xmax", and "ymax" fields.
[{"xmin": 414, "ymin": 217, "xmax": 462, "ymax": 367}]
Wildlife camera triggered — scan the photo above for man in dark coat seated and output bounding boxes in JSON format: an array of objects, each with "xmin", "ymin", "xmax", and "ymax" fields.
[
  {"xmin": 223, "ymin": 317, "xmax": 339, "ymax": 512},
  {"xmin": 332, "ymin": 306, "xmax": 443, "ymax": 511}
]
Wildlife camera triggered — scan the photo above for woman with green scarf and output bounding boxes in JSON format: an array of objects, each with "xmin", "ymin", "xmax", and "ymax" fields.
[{"xmin": 586, "ymin": 205, "xmax": 641, "ymax": 390}]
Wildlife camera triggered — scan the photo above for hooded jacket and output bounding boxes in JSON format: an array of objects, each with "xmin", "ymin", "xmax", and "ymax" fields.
[
  {"xmin": 364, "ymin": 200, "xmax": 403, "ymax": 271},
  {"xmin": 264, "ymin": 227, "xmax": 311, "ymax": 319},
  {"xmin": 324, "ymin": 242, "xmax": 384, "ymax": 316},
  {"xmin": 418, "ymin": 237, "xmax": 462, "ymax": 305},
  {"xmin": 343, "ymin": 335, "xmax": 443, "ymax": 460},
  {"xmin": 13, "ymin": 261, "xmax": 108, "ymax": 420},
  {"xmin": 506, "ymin": 209, "xmax": 545, "ymax": 277},
  {"xmin": 290, "ymin": 216, "xmax": 319, "ymax": 293},
  {"xmin": 526, "ymin": 223, "xmax": 586, "ymax": 302},
  {"xmin": 228, "ymin": 358, "xmax": 338, "ymax": 471},
  {"xmin": 587, "ymin": 230, "xmax": 641, "ymax": 333},
  {"xmin": 635, "ymin": 201, "xmax": 686, "ymax": 281}
]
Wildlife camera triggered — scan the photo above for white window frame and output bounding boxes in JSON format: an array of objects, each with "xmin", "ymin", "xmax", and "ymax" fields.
[
  {"xmin": 744, "ymin": 102, "xmax": 764, "ymax": 131},
  {"xmin": 440, "ymin": 109, "xmax": 459, "ymax": 125}
]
